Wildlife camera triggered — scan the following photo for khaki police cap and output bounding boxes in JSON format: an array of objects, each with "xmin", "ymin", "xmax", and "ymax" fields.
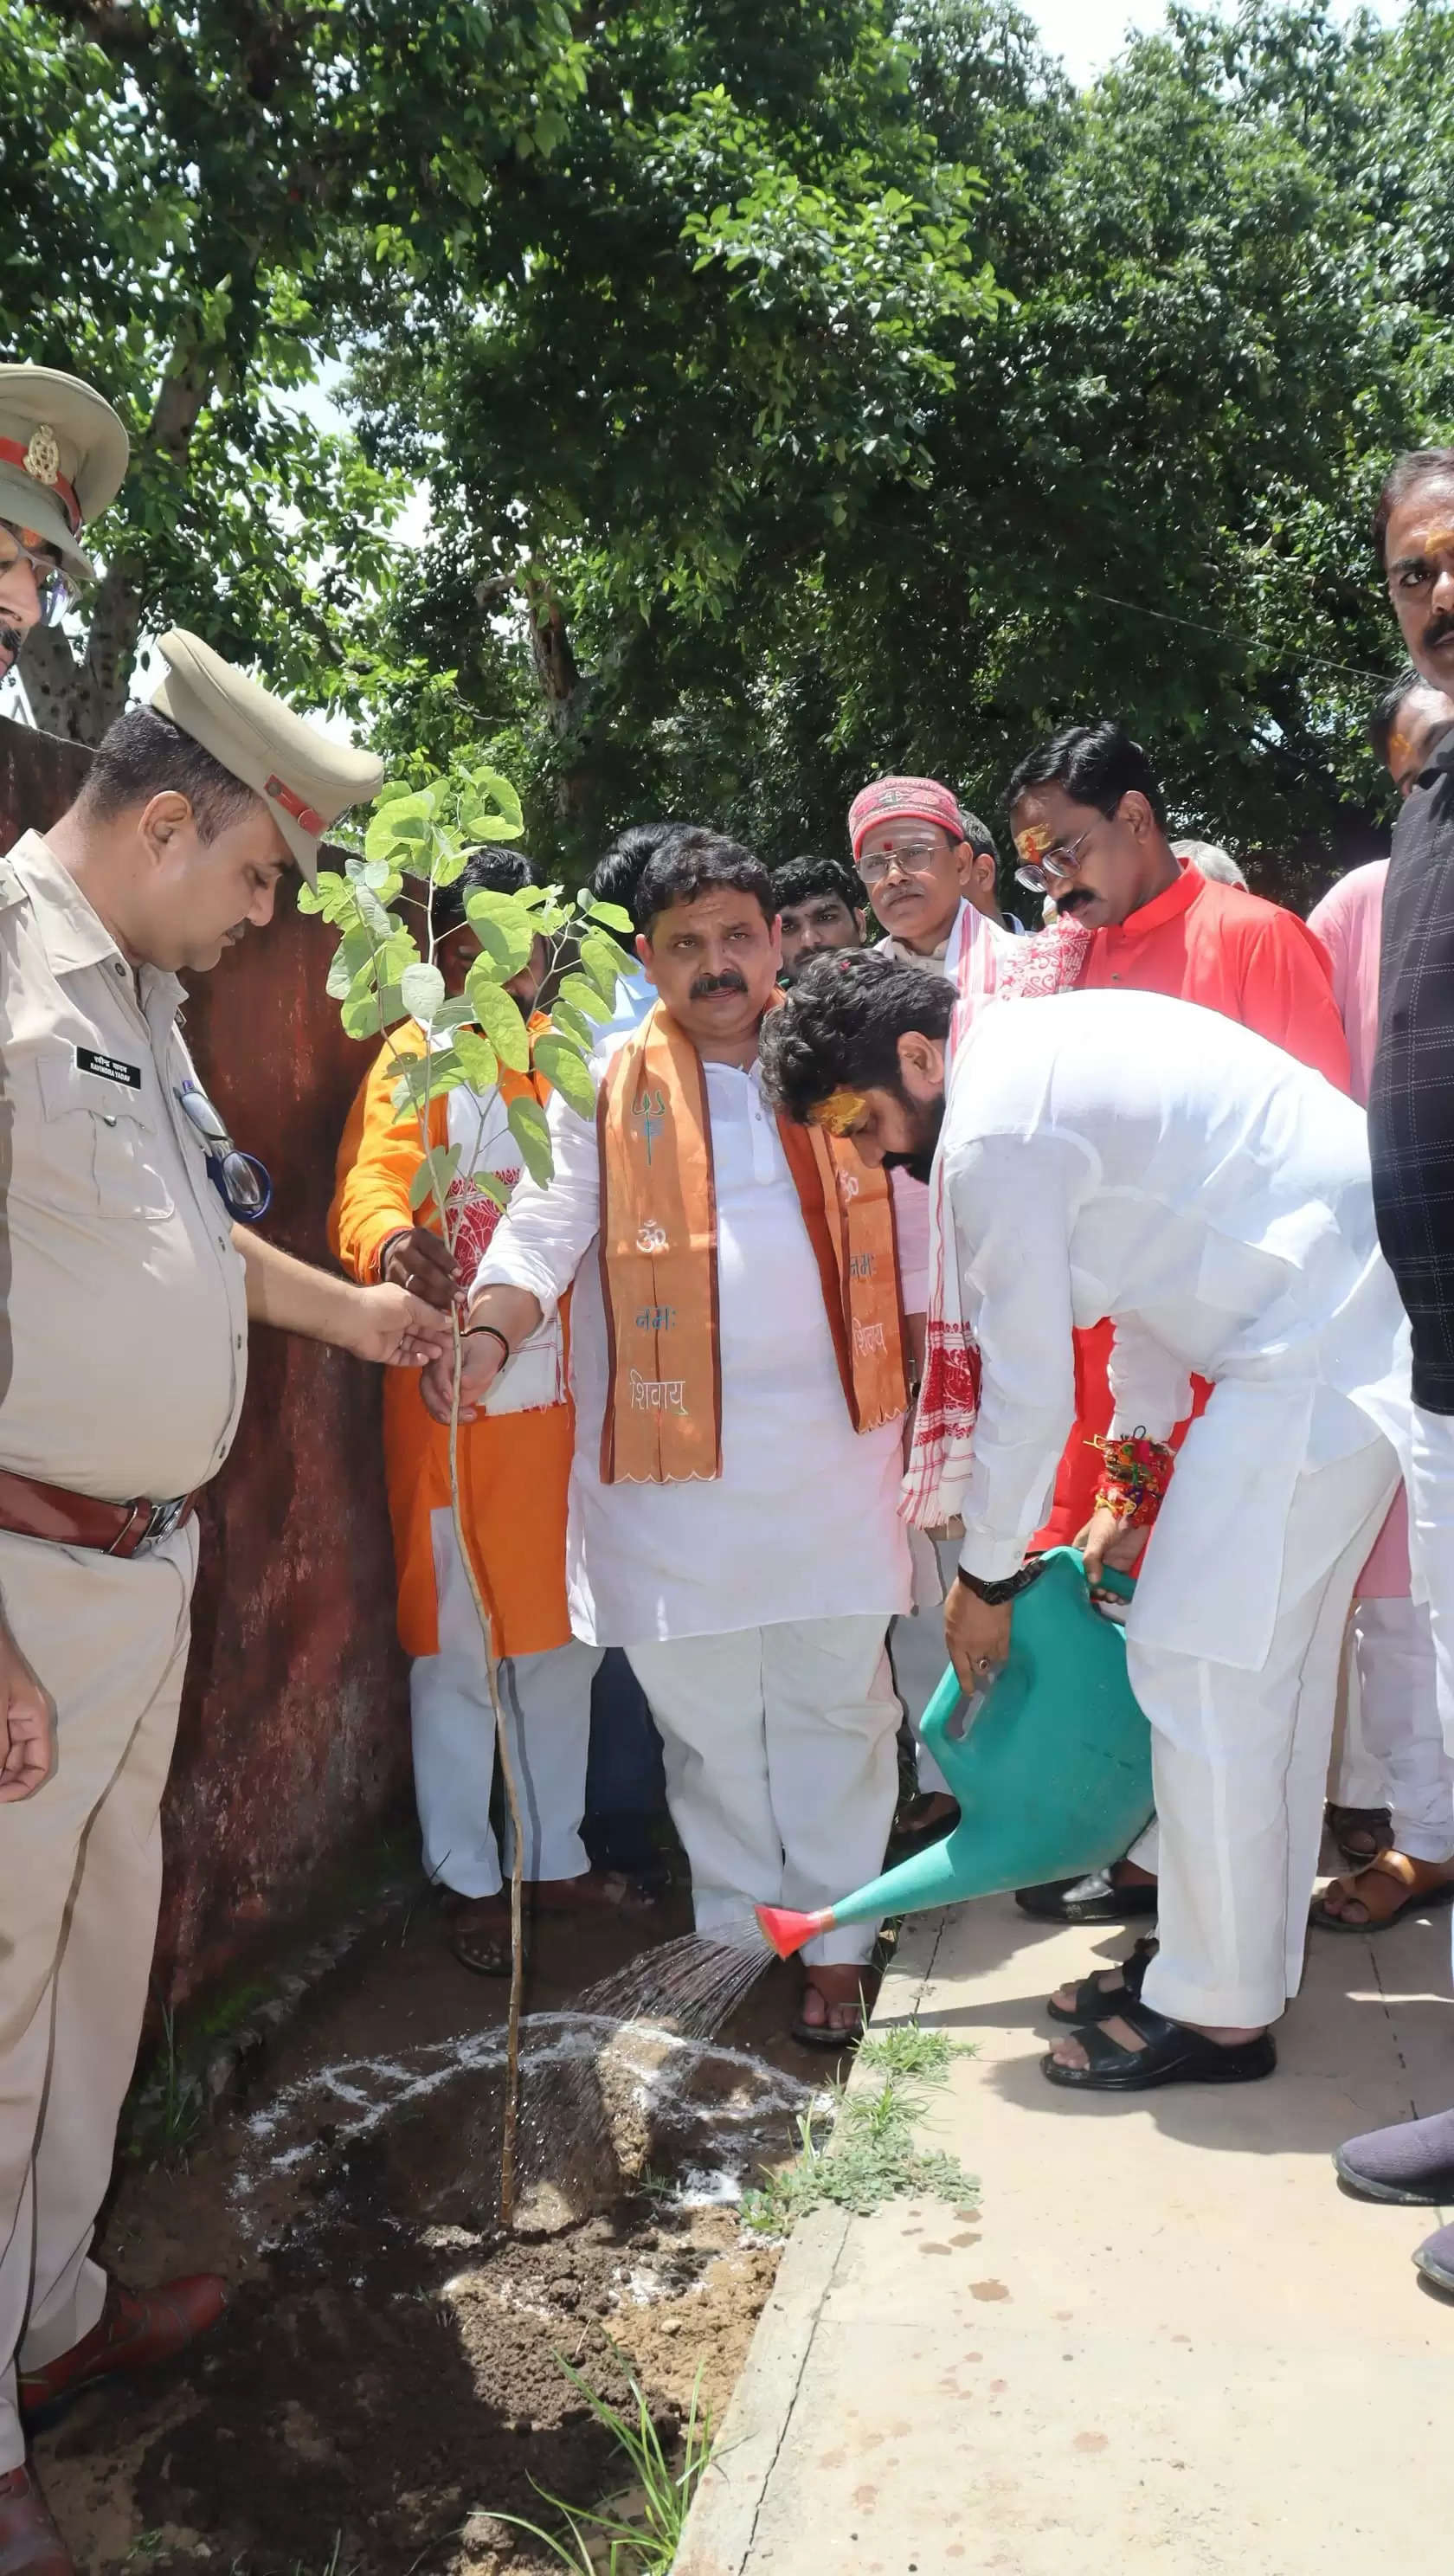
[
  {"xmin": 150, "ymin": 628, "xmax": 384, "ymax": 886},
  {"xmin": 0, "ymin": 364, "xmax": 129, "ymax": 583}
]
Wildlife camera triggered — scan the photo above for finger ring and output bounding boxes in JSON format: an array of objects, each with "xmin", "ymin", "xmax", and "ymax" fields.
[{"xmin": 975, "ymin": 1657, "xmax": 992, "ymax": 1674}]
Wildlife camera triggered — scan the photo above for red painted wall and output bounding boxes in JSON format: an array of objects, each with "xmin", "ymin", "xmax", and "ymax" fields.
[{"xmin": 0, "ymin": 715, "xmax": 410, "ymax": 2004}]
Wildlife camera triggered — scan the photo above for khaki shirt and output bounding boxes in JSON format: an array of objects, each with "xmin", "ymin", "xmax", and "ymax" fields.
[{"xmin": 0, "ymin": 830, "xmax": 248, "ymax": 1503}]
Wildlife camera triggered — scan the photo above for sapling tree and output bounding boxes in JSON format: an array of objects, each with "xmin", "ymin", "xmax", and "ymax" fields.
[{"xmin": 300, "ymin": 755, "xmax": 628, "ymax": 2221}]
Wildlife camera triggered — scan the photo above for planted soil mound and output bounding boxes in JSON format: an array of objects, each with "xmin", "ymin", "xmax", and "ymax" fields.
[{"xmin": 37, "ymin": 1906, "xmax": 820, "ymax": 2576}]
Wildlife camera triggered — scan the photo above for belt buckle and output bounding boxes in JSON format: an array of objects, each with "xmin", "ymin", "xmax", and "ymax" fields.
[{"xmin": 144, "ymin": 1495, "xmax": 187, "ymax": 1547}]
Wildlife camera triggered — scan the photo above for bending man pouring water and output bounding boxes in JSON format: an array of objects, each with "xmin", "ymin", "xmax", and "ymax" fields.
[{"xmin": 760, "ymin": 950, "xmax": 1412, "ymax": 2094}]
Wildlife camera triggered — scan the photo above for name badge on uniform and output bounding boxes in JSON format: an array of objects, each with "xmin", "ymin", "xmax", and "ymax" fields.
[{"xmin": 74, "ymin": 1045, "xmax": 142, "ymax": 1090}]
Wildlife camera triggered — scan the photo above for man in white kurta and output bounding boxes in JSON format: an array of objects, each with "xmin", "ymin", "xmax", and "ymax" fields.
[
  {"xmin": 762, "ymin": 956, "xmax": 1411, "ymax": 2085},
  {"xmin": 433, "ymin": 834, "xmax": 916, "ymax": 2042}
]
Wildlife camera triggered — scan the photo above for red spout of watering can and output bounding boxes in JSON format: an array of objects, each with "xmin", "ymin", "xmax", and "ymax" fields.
[{"xmin": 756, "ymin": 1903, "xmax": 833, "ymax": 1960}]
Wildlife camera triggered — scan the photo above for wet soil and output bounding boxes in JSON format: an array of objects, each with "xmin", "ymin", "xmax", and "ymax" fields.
[{"xmin": 37, "ymin": 1893, "xmax": 838, "ymax": 2576}]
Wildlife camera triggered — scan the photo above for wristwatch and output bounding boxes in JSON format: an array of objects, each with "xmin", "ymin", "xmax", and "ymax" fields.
[{"xmin": 955, "ymin": 1564, "xmax": 1040, "ymax": 1607}]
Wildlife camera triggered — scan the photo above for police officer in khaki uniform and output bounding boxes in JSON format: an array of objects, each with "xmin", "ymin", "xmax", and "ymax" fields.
[{"xmin": 0, "ymin": 504, "xmax": 447, "ymax": 2561}]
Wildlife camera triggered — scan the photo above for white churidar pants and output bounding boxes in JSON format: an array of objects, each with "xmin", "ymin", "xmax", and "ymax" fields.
[
  {"xmin": 626, "ymin": 1614, "xmax": 900, "ymax": 1967},
  {"xmin": 1330, "ymin": 1645, "xmax": 1386, "ymax": 1812},
  {"xmin": 0, "ymin": 1523, "xmax": 197, "ymax": 2476},
  {"xmin": 409, "ymin": 1509, "xmax": 599, "ymax": 1898},
  {"xmin": 1137, "ymin": 1425, "xmax": 1399, "ymax": 2032},
  {"xmin": 887, "ymin": 1535, "xmax": 960, "ymax": 1796},
  {"xmin": 1349, "ymin": 1598, "xmax": 1454, "ymax": 1862},
  {"xmin": 1408, "ymin": 1407, "xmax": 1454, "ymax": 1772}
]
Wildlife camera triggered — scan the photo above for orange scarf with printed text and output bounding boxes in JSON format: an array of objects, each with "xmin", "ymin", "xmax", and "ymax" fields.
[{"xmin": 597, "ymin": 1001, "xmax": 908, "ymax": 1484}]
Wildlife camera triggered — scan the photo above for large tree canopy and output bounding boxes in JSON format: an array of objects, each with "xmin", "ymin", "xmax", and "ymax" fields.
[
  {"xmin": 3, "ymin": 1, "xmax": 1452, "ymax": 884},
  {"xmin": 355, "ymin": 0, "xmax": 1454, "ymax": 876},
  {"xmin": 0, "ymin": 0, "xmax": 589, "ymax": 737}
]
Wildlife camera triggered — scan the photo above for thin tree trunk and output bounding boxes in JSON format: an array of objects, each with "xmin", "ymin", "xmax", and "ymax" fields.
[{"xmin": 446, "ymin": 1314, "xmax": 527, "ymax": 2226}]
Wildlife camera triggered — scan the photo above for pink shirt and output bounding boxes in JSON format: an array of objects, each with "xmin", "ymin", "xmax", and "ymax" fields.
[
  {"xmin": 1306, "ymin": 860, "xmax": 1406, "ymax": 1594},
  {"xmin": 1306, "ymin": 860, "xmax": 1388, "ymax": 1108}
]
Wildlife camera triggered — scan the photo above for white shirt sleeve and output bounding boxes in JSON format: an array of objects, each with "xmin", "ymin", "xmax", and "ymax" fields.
[
  {"xmin": 890, "ymin": 1166, "xmax": 930, "ymax": 1317},
  {"xmin": 1106, "ymin": 1321, "xmax": 1192, "ymax": 1444},
  {"xmin": 948, "ymin": 1129, "xmax": 1095, "ymax": 1581},
  {"xmin": 471, "ymin": 1081, "xmax": 601, "ymax": 1323}
]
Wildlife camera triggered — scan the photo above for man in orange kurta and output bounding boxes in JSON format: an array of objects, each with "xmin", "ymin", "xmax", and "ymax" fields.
[
  {"xmin": 330, "ymin": 853, "xmax": 607, "ymax": 1972},
  {"xmin": 1005, "ymin": 721, "xmax": 1351, "ymax": 1924}
]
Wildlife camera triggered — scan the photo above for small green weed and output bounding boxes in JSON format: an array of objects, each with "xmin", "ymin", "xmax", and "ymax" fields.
[
  {"xmin": 479, "ymin": 2354, "xmax": 711, "ymax": 2573},
  {"xmin": 123, "ymin": 2001, "xmax": 206, "ymax": 2168},
  {"xmin": 742, "ymin": 2046, "xmax": 978, "ymax": 2236},
  {"xmin": 123, "ymin": 2536, "xmax": 166, "ymax": 2566},
  {"xmin": 857, "ymin": 2023, "xmax": 969, "ymax": 2082}
]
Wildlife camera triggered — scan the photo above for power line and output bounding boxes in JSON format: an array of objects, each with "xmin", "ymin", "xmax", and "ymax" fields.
[{"xmin": 1072, "ymin": 585, "xmax": 1393, "ymax": 688}]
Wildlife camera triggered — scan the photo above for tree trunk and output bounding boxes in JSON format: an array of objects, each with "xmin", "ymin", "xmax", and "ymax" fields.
[
  {"xmin": 19, "ymin": 344, "xmax": 214, "ymax": 744},
  {"xmin": 522, "ymin": 576, "xmax": 602, "ymax": 846}
]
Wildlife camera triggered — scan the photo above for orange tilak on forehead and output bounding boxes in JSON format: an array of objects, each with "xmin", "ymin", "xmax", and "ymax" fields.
[
  {"xmin": 812, "ymin": 1087, "xmax": 867, "ymax": 1136},
  {"xmin": 1013, "ymin": 822, "xmax": 1053, "ymax": 866}
]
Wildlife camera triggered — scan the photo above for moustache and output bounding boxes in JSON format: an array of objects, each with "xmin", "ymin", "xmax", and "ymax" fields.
[
  {"xmin": 691, "ymin": 971, "xmax": 748, "ymax": 999},
  {"xmin": 0, "ymin": 623, "xmax": 23, "ymax": 673},
  {"xmin": 1422, "ymin": 612, "xmax": 1454, "ymax": 655}
]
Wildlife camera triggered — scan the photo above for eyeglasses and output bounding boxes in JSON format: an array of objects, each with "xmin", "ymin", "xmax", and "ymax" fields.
[
  {"xmin": 0, "ymin": 520, "xmax": 82, "ymax": 626},
  {"xmin": 1013, "ymin": 821, "xmax": 1098, "ymax": 895},
  {"xmin": 856, "ymin": 838, "xmax": 946, "ymax": 888},
  {"xmin": 177, "ymin": 1080, "xmax": 273, "ymax": 1222}
]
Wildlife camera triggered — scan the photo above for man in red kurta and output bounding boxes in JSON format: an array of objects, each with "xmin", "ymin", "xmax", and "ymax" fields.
[{"xmin": 1006, "ymin": 721, "xmax": 1351, "ymax": 1923}]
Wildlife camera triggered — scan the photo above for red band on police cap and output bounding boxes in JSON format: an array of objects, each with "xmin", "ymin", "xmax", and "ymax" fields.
[
  {"xmin": 265, "ymin": 775, "xmax": 325, "ymax": 837},
  {"xmin": 848, "ymin": 775, "xmax": 967, "ymax": 860},
  {"xmin": 0, "ymin": 439, "xmax": 81, "ymax": 535}
]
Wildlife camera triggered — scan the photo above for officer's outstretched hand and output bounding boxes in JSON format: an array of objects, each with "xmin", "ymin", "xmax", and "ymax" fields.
[
  {"xmin": 0, "ymin": 1620, "xmax": 56, "ymax": 1804},
  {"xmin": 348, "ymin": 1283, "xmax": 454, "ymax": 1370}
]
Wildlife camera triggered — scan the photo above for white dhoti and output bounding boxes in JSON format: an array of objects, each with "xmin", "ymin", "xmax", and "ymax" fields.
[
  {"xmin": 1136, "ymin": 1414, "xmax": 1401, "ymax": 2031},
  {"xmin": 409, "ymin": 1509, "xmax": 600, "ymax": 1898},
  {"xmin": 626, "ymin": 1613, "xmax": 900, "ymax": 1966},
  {"xmin": 0, "ymin": 1524, "xmax": 197, "ymax": 2476}
]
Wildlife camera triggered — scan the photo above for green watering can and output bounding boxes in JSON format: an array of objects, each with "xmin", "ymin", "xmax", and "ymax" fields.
[{"xmin": 757, "ymin": 1548, "xmax": 1154, "ymax": 1960}]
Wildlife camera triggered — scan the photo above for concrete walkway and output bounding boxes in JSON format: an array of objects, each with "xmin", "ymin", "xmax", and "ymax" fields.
[{"xmin": 679, "ymin": 1891, "xmax": 1454, "ymax": 2574}]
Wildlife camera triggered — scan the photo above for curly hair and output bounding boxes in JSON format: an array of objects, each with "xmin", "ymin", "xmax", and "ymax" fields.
[{"xmin": 758, "ymin": 949, "xmax": 953, "ymax": 1125}]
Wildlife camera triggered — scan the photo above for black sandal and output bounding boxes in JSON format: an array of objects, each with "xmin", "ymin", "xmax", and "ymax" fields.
[
  {"xmin": 446, "ymin": 1897, "xmax": 518, "ymax": 1977},
  {"xmin": 1041, "ymin": 1999, "xmax": 1277, "ymax": 2092},
  {"xmin": 1326, "ymin": 1802, "xmax": 1393, "ymax": 1866},
  {"xmin": 1016, "ymin": 1868, "xmax": 1159, "ymax": 1925},
  {"xmin": 1046, "ymin": 1935, "xmax": 1157, "ymax": 2026}
]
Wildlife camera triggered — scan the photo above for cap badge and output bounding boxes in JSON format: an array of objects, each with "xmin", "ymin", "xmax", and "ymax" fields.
[
  {"xmin": 265, "ymin": 773, "xmax": 325, "ymax": 837},
  {"xmin": 23, "ymin": 425, "xmax": 61, "ymax": 489}
]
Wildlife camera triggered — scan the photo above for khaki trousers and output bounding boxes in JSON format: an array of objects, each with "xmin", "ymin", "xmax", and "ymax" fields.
[{"xmin": 0, "ymin": 1523, "xmax": 196, "ymax": 2472}]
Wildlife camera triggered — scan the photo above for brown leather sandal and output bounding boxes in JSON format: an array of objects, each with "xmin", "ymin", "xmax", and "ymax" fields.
[{"xmin": 1310, "ymin": 1850, "xmax": 1454, "ymax": 1933}]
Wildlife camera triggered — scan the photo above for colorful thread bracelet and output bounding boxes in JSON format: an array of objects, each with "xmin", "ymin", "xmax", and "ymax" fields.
[{"xmin": 1088, "ymin": 1426, "xmax": 1174, "ymax": 1528}]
